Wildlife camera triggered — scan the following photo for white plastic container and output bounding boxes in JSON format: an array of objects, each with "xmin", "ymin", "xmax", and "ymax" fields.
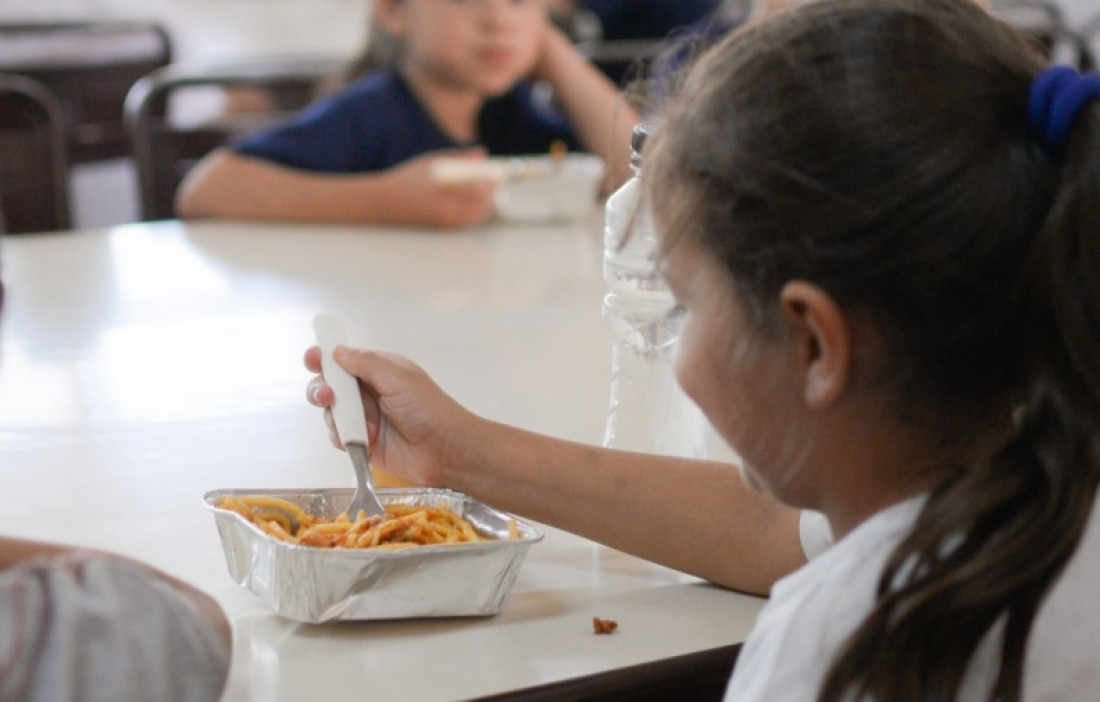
[{"xmin": 493, "ymin": 154, "xmax": 604, "ymax": 222}]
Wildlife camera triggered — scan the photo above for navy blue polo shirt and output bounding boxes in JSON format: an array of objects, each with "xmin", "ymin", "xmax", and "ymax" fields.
[
  {"xmin": 581, "ymin": 0, "xmax": 721, "ymax": 40},
  {"xmin": 232, "ymin": 70, "xmax": 583, "ymax": 173}
]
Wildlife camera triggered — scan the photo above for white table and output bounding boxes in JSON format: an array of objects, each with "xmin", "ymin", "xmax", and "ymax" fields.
[{"xmin": 0, "ymin": 219, "xmax": 762, "ymax": 701}]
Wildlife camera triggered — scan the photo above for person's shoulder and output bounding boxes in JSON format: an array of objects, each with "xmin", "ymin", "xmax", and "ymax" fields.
[
  {"xmin": 299, "ymin": 70, "xmax": 420, "ymax": 133},
  {"xmin": 328, "ymin": 70, "xmax": 428, "ymax": 121},
  {"xmin": 772, "ymin": 498, "xmax": 922, "ymax": 621},
  {"xmin": 325, "ymin": 69, "xmax": 406, "ymax": 107},
  {"xmin": 340, "ymin": 69, "xmax": 399, "ymax": 95}
]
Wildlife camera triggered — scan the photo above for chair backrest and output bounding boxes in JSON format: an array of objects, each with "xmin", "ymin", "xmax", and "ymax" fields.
[
  {"xmin": 124, "ymin": 56, "xmax": 342, "ymax": 222},
  {"xmin": 0, "ymin": 21, "xmax": 172, "ymax": 163},
  {"xmin": 0, "ymin": 72, "xmax": 70, "ymax": 234}
]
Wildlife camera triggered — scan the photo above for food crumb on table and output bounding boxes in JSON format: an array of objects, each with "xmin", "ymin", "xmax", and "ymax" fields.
[{"xmin": 592, "ymin": 616, "xmax": 618, "ymax": 635}]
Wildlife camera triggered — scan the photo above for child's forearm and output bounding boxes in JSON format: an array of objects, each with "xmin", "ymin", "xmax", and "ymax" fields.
[
  {"xmin": 177, "ymin": 150, "xmax": 493, "ymax": 228},
  {"xmin": 178, "ymin": 149, "xmax": 462, "ymax": 225},
  {"xmin": 442, "ymin": 418, "xmax": 805, "ymax": 595},
  {"xmin": 176, "ymin": 149, "xmax": 390, "ymax": 223},
  {"xmin": 537, "ymin": 29, "xmax": 640, "ymax": 190}
]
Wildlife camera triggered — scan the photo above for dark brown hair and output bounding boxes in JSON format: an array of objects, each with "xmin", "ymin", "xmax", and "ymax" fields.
[{"xmin": 645, "ymin": 0, "xmax": 1100, "ymax": 699}]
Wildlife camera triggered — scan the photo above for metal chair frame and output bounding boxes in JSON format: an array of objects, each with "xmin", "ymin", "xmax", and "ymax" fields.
[
  {"xmin": 124, "ymin": 56, "xmax": 342, "ymax": 221},
  {"xmin": 0, "ymin": 72, "xmax": 71, "ymax": 233},
  {"xmin": 0, "ymin": 21, "xmax": 173, "ymax": 163}
]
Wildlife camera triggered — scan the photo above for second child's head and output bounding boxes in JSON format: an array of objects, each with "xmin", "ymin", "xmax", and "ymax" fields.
[{"xmin": 373, "ymin": 0, "xmax": 550, "ymax": 97}]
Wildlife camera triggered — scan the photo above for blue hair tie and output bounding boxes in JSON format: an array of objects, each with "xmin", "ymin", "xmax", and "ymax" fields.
[{"xmin": 1028, "ymin": 65, "xmax": 1100, "ymax": 157}]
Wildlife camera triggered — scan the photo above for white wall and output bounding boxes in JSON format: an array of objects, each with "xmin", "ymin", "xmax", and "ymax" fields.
[{"xmin": 0, "ymin": 0, "xmax": 370, "ymax": 63}]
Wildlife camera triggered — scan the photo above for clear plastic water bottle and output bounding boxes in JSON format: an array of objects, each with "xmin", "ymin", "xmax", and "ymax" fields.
[{"xmin": 602, "ymin": 123, "xmax": 709, "ymax": 458}]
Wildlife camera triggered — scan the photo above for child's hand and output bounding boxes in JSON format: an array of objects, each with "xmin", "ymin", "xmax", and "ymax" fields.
[
  {"xmin": 386, "ymin": 150, "xmax": 497, "ymax": 229},
  {"xmin": 304, "ymin": 345, "xmax": 477, "ymax": 487}
]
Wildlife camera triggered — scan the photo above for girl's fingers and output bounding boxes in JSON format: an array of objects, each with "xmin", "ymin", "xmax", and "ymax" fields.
[
  {"xmin": 306, "ymin": 376, "xmax": 333, "ymax": 407},
  {"xmin": 303, "ymin": 345, "xmax": 322, "ymax": 372},
  {"xmin": 323, "ymin": 408, "xmax": 343, "ymax": 450}
]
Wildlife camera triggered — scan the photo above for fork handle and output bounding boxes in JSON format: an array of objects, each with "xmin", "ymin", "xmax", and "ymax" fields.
[{"xmin": 313, "ymin": 314, "xmax": 369, "ymax": 447}]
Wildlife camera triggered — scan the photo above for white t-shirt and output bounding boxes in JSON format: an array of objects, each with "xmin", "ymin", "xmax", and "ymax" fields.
[
  {"xmin": 799, "ymin": 509, "xmax": 834, "ymax": 559},
  {"xmin": 726, "ymin": 494, "xmax": 1100, "ymax": 700},
  {"xmin": 0, "ymin": 553, "xmax": 230, "ymax": 702}
]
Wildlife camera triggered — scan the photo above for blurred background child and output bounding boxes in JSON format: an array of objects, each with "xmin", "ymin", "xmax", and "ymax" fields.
[{"xmin": 177, "ymin": 0, "xmax": 638, "ymax": 228}]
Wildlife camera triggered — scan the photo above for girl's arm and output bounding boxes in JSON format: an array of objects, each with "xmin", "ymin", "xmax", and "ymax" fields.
[
  {"xmin": 176, "ymin": 147, "xmax": 496, "ymax": 228},
  {"xmin": 308, "ymin": 346, "xmax": 805, "ymax": 595},
  {"xmin": 532, "ymin": 26, "xmax": 641, "ymax": 190},
  {"xmin": 444, "ymin": 419, "xmax": 805, "ymax": 595}
]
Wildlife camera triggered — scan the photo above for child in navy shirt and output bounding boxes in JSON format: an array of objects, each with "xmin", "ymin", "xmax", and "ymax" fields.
[{"xmin": 178, "ymin": 0, "xmax": 639, "ymax": 228}]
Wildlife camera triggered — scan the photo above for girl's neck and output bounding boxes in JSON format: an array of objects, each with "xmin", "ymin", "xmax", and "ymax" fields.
[
  {"xmin": 810, "ymin": 406, "xmax": 964, "ymax": 541},
  {"xmin": 399, "ymin": 67, "xmax": 485, "ymax": 144}
]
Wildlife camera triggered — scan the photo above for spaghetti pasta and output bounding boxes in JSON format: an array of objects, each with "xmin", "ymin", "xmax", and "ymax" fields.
[{"xmin": 216, "ymin": 494, "xmax": 499, "ymax": 550}]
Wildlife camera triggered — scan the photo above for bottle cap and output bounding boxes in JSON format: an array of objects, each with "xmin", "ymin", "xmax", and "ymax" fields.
[{"xmin": 630, "ymin": 122, "xmax": 654, "ymax": 172}]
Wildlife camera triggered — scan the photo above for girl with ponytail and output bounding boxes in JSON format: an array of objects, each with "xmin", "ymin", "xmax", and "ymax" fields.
[
  {"xmin": 646, "ymin": 0, "xmax": 1100, "ymax": 698},
  {"xmin": 304, "ymin": 0, "xmax": 1100, "ymax": 697}
]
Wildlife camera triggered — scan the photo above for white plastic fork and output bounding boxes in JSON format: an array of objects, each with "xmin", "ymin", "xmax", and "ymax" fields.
[{"xmin": 313, "ymin": 314, "xmax": 386, "ymax": 520}]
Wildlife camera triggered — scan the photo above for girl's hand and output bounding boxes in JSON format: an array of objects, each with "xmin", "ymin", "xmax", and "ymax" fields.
[
  {"xmin": 304, "ymin": 345, "xmax": 477, "ymax": 487},
  {"xmin": 384, "ymin": 149, "xmax": 497, "ymax": 229}
]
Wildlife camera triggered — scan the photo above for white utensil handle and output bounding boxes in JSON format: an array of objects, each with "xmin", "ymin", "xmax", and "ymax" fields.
[
  {"xmin": 429, "ymin": 158, "xmax": 509, "ymax": 184},
  {"xmin": 313, "ymin": 314, "xmax": 369, "ymax": 447}
]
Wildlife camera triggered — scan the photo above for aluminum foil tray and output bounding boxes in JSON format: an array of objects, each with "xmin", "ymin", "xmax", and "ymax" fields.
[{"xmin": 204, "ymin": 487, "xmax": 543, "ymax": 623}]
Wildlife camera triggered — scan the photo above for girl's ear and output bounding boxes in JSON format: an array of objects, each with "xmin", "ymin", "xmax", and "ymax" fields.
[
  {"xmin": 373, "ymin": 0, "xmax": 409, "ymax": 37},
  {"xmin": 778, "ymin": 281, "xmax": 851, "ymax": 409}
]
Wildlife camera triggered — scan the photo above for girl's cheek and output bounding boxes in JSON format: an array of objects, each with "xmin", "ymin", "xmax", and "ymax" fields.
[{"xmin": 673, "ymin": 333, "xmax": 706, "ymax": 405}]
